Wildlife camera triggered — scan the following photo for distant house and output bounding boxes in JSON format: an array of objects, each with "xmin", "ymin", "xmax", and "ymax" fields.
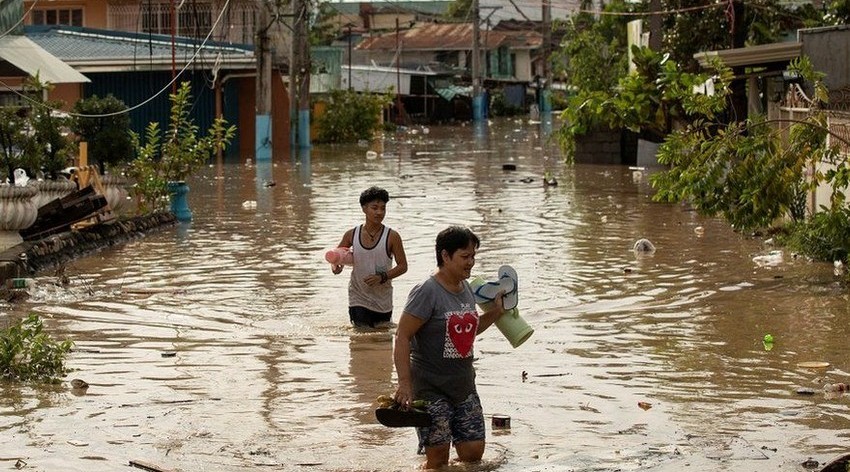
[
  {"xmin": 6, "ymin": 0, "xmax": 299, "ymax": 159},
  {"xmin": 355, "ymin": 22, "xmax": 543, "ymax": 83},
  {"xmin": 354, "ymin": 22, "xmax": 543, "ymax": 120},
  {"xmin": 23, "ymin": 25, "xmax": 258, "ymax": 159},
  {"xmin": 324, "ymin": 1, "xmax": 451, "ymax": 32}
]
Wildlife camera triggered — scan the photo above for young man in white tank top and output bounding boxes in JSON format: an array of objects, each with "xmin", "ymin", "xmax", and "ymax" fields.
[{"xmin": 331, "ymin": 187, "xmax": 408, "ymax": 328}]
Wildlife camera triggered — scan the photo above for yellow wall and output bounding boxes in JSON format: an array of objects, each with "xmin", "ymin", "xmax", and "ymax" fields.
[{"xmin": 23, "ymin": 0, "xmax": 108, "ymax": 28}]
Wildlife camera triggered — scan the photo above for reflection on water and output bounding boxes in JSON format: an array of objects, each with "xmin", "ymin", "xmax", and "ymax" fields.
[{"xmin": 1, "ymin": 118, "xmax": 848, "ymax": 472}]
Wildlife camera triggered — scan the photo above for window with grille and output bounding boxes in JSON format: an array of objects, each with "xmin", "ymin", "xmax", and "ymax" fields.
[
  {"xmin": 108, "ymin": 1, "xmax": 257, "ymax": 44},
  {"xmin": 31, "ymin": 8, "xmax": 83, "ymax": 26},
  {"xmin": 140, "ymin": 1, "xmax": 213, "ymax": 39}
]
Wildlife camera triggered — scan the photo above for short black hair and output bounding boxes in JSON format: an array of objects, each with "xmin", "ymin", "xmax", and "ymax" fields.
[
  {"xmin": 359, "ymin": 186, "xmax": 389, "ymax": 206},
  {"xmin": 435, "ymin": 226, "xmax": 480, "ymax": 267}
]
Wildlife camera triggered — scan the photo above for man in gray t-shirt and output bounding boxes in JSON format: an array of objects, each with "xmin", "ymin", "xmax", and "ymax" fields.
[
  {"xmin": 392, "ymin": 226, "xmax": 506, "ymax": 470},
  {"xmin": 405, "ymin": 276, "xmax": 478, "ymax": 406}
]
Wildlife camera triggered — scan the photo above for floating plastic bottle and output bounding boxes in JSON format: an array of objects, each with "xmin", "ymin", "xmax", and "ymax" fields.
[
  {"xmin": 325, "ymin": 247, "xmax": 354, "ymax": 266},
  {"xmin": 823, "ymin": 382, "xmax": 849, "ymax": 393},
  {"xmin": 6, "ymin": 278, "xmax": 34, "ymax": 289}
]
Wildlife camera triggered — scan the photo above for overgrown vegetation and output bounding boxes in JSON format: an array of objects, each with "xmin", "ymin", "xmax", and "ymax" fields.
[
  {"xmin": 648, "ymin": 57, "xmax": 850, "ymax": 266},
  {"xmin": 649, "ymin": 58, "xmax": 832, "ymax": 228},
  {"xmin": 127, "ymin": 81, "xmax": 235, "ymax": 214},
  {"xmin": 780, "ymin": 208, "xmax": 850, "ymax": 263},
  {"xmin": 314, "ymin": 89, "xmax": 392, "ymax": 143},
  {"xmin": 557, "ymin": 46, "xmax": 733, "ymax": 161},
  {"xmin": 0, "ymin": 314, "xmax": 73, "ymax": 382},
  {"xmin": 0, "ymin": 75, "xmax": 76, "ymax": 184},
  {"xmin": 552, "ymin": 0, "xmax": 630, "ymax": 94},
  {"xmin": 71, "ymin": 94, "xmax": 134, "ymax": 175}
]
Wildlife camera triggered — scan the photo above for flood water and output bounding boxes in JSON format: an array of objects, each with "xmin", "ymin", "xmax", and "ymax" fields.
[{"xmin": 1, "ymin": 117, "xmax": 848, "ymax": 472}]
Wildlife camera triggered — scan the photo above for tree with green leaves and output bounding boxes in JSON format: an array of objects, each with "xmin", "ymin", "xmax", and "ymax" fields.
[
  {"xmin": 315, "ymin": 89, "xmax": 392, "ymax": 143},
  {"xmin": 551, "ymin": 0, "xmax": 631, "ymax": 94},
  {"xmin": 558, "ymin": 46, "xmax": 733, "ymax": 161},
  {"xmin": 445, "ymin": 0, "xmax": 472, "ymax": 20},
  {"xmin": 0, "ymin": 314, "xmax": 74, "ymax": 382},
  {"xmin": 649, "ymin": 57, "xmax": 850, "ymax": 262},
  {"xmin": 71, "ymin": 95, "xmax": 133, "ymax": 175}
]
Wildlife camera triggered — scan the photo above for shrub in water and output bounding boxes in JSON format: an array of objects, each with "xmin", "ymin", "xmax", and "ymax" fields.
[
  {"xmin": 0, "ymin": 314, "xmax": 74, "ymax": 382},
  {"xmin": 315, "ymin": 89, "xmax": 392, "ymax": 143}
]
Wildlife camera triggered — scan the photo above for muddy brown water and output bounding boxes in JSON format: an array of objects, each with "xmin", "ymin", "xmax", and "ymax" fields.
[{"xmin": 1, "ymin": 118, "xmax": 848, "ymax": 472}]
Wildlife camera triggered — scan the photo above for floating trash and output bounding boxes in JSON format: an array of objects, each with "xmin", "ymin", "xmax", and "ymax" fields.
[
  {"xmin": 633, "ymin": 238, "xmax": 656, "ymax": 253},
  {"xmin": 753, "ymin": 250, "xmax": 783, "ymax": 267}
]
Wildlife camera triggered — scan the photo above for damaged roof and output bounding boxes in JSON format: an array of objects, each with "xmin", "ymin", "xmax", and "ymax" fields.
[{"xmin": 357, "ymin": 23, "xmax": 508, "ymax": 51}]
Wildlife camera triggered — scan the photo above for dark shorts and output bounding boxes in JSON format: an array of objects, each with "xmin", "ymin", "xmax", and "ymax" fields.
[
  {"xmin": 416, "ymin": 393, "xmax": 485, "ymax": 454},
  {"xmin": 349, "ymin": 306, "xmax": 391, "ymax": 328}
]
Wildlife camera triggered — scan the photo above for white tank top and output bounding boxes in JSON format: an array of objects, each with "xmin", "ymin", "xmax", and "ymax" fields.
[{"xmin": 348, "ymin": 225, "xmax": 394, "ymax": 313}]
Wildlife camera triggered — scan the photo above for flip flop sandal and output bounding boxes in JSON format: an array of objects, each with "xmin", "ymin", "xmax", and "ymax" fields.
[
  {"xmin": 375, "ymin": 407, "xmax": 432, "ymax": 428},
  {"xmin": 498, "ymin": 265, "xmax": 519, "ymax": 310},
  {"xmin": 473, "ymin": 280, "xmax": 503, "ymax": 305}
]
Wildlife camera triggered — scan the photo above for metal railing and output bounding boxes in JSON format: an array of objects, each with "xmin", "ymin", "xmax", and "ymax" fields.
[{"xmin": 106, "ymin": 0, "xmax": 256, "ymax": 45}]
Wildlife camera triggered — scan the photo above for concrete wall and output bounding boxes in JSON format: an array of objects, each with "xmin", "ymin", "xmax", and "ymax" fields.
[
  {"xmin": 574, "ymin": 130, "xmax": 623, "ymax": 165},
  {"xmin": 800, "ymin": 26, "xmax": 850, "ymax": 91},
  {"xmin": 513, "ymin": 50, "xmax": 532, "ymax": 82}
]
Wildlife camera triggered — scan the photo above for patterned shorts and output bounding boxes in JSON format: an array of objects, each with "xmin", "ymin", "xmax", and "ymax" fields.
[{"xmin": 416, "ymin": 393, "xmax": 485, "ymax": 453}]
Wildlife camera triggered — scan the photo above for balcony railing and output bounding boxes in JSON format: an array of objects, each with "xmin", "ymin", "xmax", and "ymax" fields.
[{"xmin": 107, "ymin": 0, "xmax": 257, "ymax": 45}]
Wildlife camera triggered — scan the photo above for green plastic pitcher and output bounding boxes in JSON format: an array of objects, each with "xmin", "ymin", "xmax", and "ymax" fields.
[{"xmin": 469, "ymin": 276, "xmax": 534, "ymax": 348}]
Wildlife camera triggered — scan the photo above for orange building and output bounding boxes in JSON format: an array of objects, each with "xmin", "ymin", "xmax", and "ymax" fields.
[{"xmin": 0, "ymin": 0, "xmax": 291, "ymax": 160}]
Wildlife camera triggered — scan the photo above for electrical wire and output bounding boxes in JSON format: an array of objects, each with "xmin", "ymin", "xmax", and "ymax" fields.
[{"xmin": 0, "ymin": 0, "xmax": 233, "ymax": 119}]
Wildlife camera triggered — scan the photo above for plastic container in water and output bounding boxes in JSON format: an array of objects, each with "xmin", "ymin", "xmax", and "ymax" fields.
[{"xmin": 6, "ymin": 278, "xmax": 34, "ymax": 289}]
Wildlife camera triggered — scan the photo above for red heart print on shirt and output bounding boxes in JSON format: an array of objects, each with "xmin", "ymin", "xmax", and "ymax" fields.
[{"xmin": 447, "ymin": 312, "xmax": 478, "ymax": 357}]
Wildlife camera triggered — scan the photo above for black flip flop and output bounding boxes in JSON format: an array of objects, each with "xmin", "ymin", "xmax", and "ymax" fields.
[{"xmin": 375, "ymin": 407, "xmax": 431, "ymax": 427}]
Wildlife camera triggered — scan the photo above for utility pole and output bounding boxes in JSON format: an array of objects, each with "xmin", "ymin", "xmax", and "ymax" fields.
[
  {"xmin": 170, "ymin": 0, "xmax": 177, "ymax": 93},
  {"xmin": 472, "ymin": 0, "xmax": 484, "ymax": 121},
  {"xmin": 648, "ymin": 0, "xmax": 662, "ymax": 50},
  {"xmin": 395, "ymin": 17, "xmax": 402, "ymax": 124},
  {"xmin": 541, "ymin": 0, "xmax": 551, "ymax": 114},
  {"xmin": 347, "ymin": 23, "xmax": 353, "ymax": 90},
  {"xmin": 255, "ymin": 1, "xmax": 272, "ymax": 160},
  {"xmin": 290, "ymin": 0, "xmax": 310, "ymax": 148}
]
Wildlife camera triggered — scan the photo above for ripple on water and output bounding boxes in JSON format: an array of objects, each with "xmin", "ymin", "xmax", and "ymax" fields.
[{"xmin": 1, "ymin": 120, "xmax": 847, "ymax": 471}]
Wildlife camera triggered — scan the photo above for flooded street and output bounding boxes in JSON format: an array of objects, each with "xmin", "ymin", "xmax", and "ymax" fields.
[{"xmin": 1, "ymin": 118, "xmax": 848, "ymax": 472}]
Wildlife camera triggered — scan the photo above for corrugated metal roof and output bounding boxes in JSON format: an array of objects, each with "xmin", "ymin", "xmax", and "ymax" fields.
[
  {"xmin": 357, "ymin": 23, "xmax": 508, "ymax": 51},
  {"xmin": 24, "ymin": 25, "xmax": 254, "ymax": 72},
  {"xmin": 500, "ymin": 30, "xmax": 543, "ymax": 49},
  {"xmin": 0, "ymin": 35, "xmax": 90, "ymax": 83},
  {"xmin": 694, "ymin": 41, "xmax": 801, "ymax": 68}
]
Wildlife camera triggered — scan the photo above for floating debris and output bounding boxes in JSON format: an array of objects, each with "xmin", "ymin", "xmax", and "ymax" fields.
[
  {"xmin": 633, "ymin": 238, "xmax": 656, "ymax": 253},
  {"xmin": 70, "ymin": 379, "xmax": 89, "ymax": 390}
]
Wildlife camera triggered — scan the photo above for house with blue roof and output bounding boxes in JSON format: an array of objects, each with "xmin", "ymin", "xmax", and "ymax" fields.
[{"xmin": 0, "ymin": 0, "xmax": 294, "ymax": 160}]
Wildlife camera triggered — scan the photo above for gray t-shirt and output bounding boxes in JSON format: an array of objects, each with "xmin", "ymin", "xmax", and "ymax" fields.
[{"xmin": 404, "ymin": 275, "xmax": 478, "ymax": 405}]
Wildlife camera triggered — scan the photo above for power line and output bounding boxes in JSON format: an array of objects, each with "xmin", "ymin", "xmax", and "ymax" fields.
[{"xmin": 0, "ymin": 0, "xmax": 233, "ymax": 119}]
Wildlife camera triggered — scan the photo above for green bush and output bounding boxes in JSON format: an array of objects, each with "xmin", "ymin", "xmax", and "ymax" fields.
[
  {"xmin": 779, "ymin": 207, "xmax": 850, "ymax": 263},
  {"xmin": 127, "ymin": 81, "xmax": 235, "ymax": 213},
  {"xmin": 71, "ymin": 94, "xmax": 134, "ymax": 175},
  {"xmin": 315, "ymin": 89, "xmax": 391, "ymax": 143},
  {"xmin": 0, "ymin": 314, "xmax": 74, "ymax": 382}
]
